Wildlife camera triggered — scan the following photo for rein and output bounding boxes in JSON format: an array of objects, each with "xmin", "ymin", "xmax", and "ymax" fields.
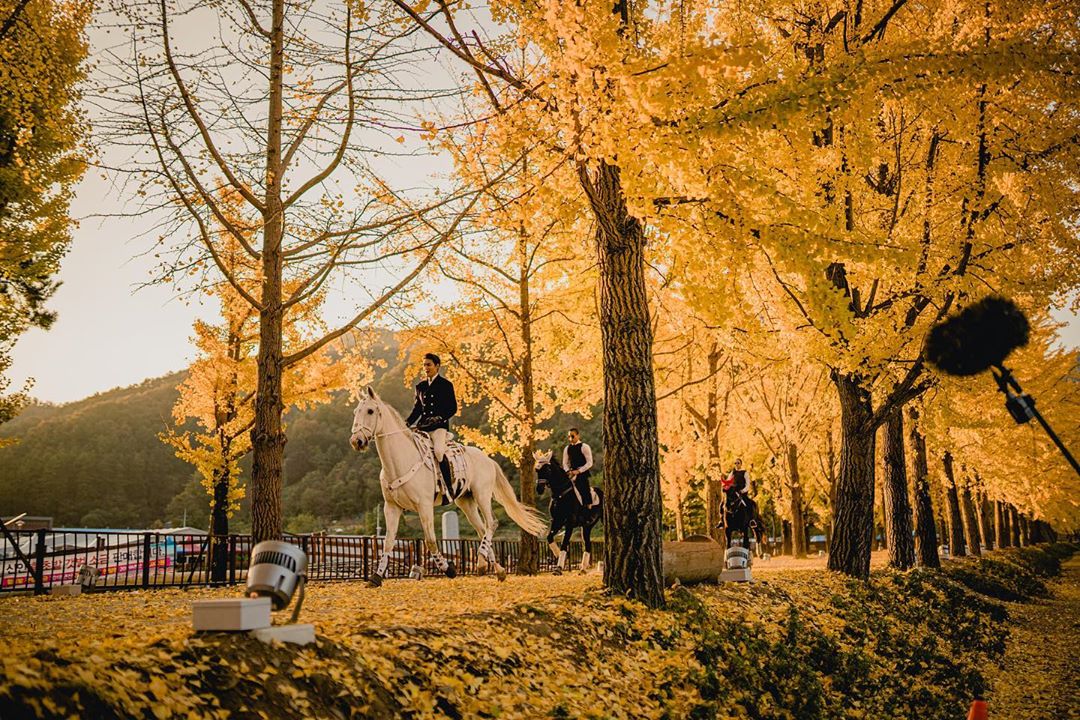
[
  {"xmin": 358, "ymin": 402, "xmax": 426, "ymax": 491},
  {"xmin": 538, "ymin": 464, "xmax": 577, "ymax": 502}
]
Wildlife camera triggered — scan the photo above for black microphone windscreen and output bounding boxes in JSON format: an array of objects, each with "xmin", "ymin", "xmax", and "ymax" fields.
[{"xmin": 924, "ymin": 296, "xmax": 1030, "ymax": 376}]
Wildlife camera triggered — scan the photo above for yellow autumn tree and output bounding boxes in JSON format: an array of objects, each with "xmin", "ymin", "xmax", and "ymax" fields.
[
  {"xmin": 0, "ymin": 0, "xmax": 90, "ymax": 433},
  {"xmin": 162, "ymin": 190, "xmax": 366, "ymax": 579}
]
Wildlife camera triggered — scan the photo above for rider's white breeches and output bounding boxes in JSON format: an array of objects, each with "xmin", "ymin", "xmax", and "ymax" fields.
[{"xmin": 430, "ymin": 428, "xmax": 448, "ymax": 461}]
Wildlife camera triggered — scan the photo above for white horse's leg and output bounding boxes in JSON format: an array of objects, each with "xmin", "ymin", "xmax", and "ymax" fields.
[
  {"xmin": 418, "ymin": 501, "xmax": 454, "ymax": 578},
  {"xmin": 476, "ymin": 490, "xmax": 506, "ymax": 581},
  {"xmin": 371, "ymin": 501, "xmax": 401, "ymax": 587},
  {"xmin": 456, "ymin": 496, "xmax": 491, "ymax": 574}
]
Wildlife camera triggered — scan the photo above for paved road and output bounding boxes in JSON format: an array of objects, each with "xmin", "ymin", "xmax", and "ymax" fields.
[{"xmin": 984, "ymin": 555, "xmax": 1080, "ymax": 719}]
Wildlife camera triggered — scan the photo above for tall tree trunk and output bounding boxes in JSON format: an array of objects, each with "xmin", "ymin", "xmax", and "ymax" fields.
[
  {"xmin": 1019, "ymin": 513, "xmax": 1030, "ymax": 546},
  {"xmin": 828, "ymin": 372, "xmax": 876, "ymax": 579},
  {"xmin": 994, "ymin": 501, "xmax": 1009, "ymax": 548},
  {"xmin": 782, "ymin": 519, "xmax": 793, "ymax": 556},
  {"xmin": 978, "ymin": 489, "xmax": 995, "ymax": 551},
  {"xmin": 882, "ymin": 408, "xmax": 915, "ymax": 569},
  {"xmin": 960, "ymin": 482, "xmax": 982, "ymax": 557},
  {"xmin": 1002, "ymin": 503, "xmax": 1014, "ymax": 547},
  {"xmin": 516, "ymin": 226, "xmax": 539, "ymax": 575},
  {"xmin": 210, "ymin": 466, "xmax": 230, "ymax": 582},
  {"xmin": 674, "ymin": 501, "xmax": 686, "ymax": 541},
  {"xmin": 825, "ymin": 429, "xmax": 837, "ymax": 555},
  {"xmin": 1008, "ymin": 504, "xmax": 1021, "ymax": 547},
  {"xmin": 704, "ymin": 344, "xmax": 723, "ymax": 543},
  {"xmin": 787, "ymin": 442, "xmax": 808, "ymax": 558},
  {"xmin": 250, "ymin": 0, "xmax": 287, "ymax": 543},
  {"xmin": 942, "ymin": 452, "xmax": 966, "ymax": 557},
  {"xmin": 877, "ymin": 475, "xmax": 888, "ymax": 550},
  {"xmin": 908, "ymin": 409, "xmax": 939, "ymax": 567},
  {"xmin": 583, "ymin": 161, "xmax": 663, "ymax": 607}
]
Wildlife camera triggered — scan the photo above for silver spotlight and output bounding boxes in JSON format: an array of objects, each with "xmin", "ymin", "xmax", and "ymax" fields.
[{"xmin": 246, "ymin": 540, "xmax": 309, "ymax": 622}]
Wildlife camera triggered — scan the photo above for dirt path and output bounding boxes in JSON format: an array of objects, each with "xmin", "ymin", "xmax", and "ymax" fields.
[{"xmin": 984, "ymin": 555, "xmax": 1080, "ymax": 719}]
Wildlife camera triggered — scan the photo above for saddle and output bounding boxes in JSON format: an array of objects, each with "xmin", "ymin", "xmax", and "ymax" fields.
[
  {"xmin": 572, "ymin": 486, "xmax": 600, "ymax": 508},
  {"xmin": 412, "ymin": 431, "xmax": 469, "ymax": 503}
]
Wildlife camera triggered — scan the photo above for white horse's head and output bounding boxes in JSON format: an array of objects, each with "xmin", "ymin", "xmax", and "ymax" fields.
[{"xmin": 350, "ymin": 386, "xmax": 382, "ymax": 450}]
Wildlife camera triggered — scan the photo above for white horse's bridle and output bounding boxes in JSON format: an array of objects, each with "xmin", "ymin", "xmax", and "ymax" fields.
[
  {"xmin": 353, "ymin": 399, "xmax": 426, "ymax": 491},
  {"xmin": 353, "ymin": 401, "xmax": 410, "ymax": 444}
]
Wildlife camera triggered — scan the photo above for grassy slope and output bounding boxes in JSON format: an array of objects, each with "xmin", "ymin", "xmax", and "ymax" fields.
[{"xmin": 1, "ymin": 544, "xmax": 1074, "ymax": 720}]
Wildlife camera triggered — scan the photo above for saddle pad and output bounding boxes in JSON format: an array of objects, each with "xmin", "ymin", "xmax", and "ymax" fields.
[{"xmin": 412, "ymin": 432, "xmax": 470, "ymax": 495}]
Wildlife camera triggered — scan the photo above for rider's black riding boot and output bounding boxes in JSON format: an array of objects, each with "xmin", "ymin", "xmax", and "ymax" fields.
[{"xmin": 439, "ymin": 457, "xmax": 453, "ymax": 503}]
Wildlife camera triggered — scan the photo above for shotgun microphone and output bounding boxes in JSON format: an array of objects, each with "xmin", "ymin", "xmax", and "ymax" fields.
[
  {"xmin": 925, "ymin": 296, "xmax": 1080, "ymax": 480},
  {"xmin": 924, "ymin": 296, "xmax": 1030, "ymax": 376}
]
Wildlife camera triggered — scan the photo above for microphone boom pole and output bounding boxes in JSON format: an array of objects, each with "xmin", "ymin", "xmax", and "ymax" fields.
[{"xmin": 991, "ymin": 364, "xmax": 1080, "ymax": 479}]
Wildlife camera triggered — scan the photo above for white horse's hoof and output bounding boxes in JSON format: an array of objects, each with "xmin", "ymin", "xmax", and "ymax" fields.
[
  {"xmin": 552, "ymin": 568, "xmax": 562, "ymax": 576},
  {"xmin": 409, "ymin": 564, "xmax": 424, "ymax": 580},
  {"xmin": 368, "ymin": 573, "xmax": 383, "ymax": 588},
  {"xmin": 445, "ymin": 562, "xmax": 457, "ymax": 579}
]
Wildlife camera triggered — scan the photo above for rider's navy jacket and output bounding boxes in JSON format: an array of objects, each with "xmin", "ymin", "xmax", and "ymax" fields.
[{"xmin": 406, "ymin": 374, "xmax": 457, "ymax": 431}]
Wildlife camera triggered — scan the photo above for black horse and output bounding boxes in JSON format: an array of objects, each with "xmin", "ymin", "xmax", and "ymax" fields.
[
  {"xmin": 533, "ymin": 451, "xmax": 603, "ymax": 574},
  {"xmin": 720, "ymin": 489, "xmax": 765, "ymax": 554}
]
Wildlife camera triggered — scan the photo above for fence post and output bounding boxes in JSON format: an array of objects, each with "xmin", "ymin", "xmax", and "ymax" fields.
[
  {"xmin": 32, "ymin": 528, "xmax": 47, "ymax": 596},
  {"xmin": 362, "ymin": 536, "xmax": 369, "ymax": 579},
  {"xmin": 141, "ymin": 533, "xmax": 152, "ymax": 589},
  {"xmin": 228, "ymin": 534, "xmax": 237, "ymax": 585}
]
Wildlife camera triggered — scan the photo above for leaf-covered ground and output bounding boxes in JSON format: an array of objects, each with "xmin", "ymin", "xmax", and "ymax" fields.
[
  {"xmin": 983, "ymin": 554, "xmax": 1080, "ymax": 718},
  {"xmin": 1, "ymin": 544, "xmax": 1075, "ymax": 719}
]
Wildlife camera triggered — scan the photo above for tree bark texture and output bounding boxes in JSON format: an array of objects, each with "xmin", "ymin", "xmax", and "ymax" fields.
[
  {"xmin": 942, "ymin": 452, "xmax": 966, "ymax": 557},
  {"xmin": 699, "ymin": 343, "xmax": 724, "ymax": 544},
  {"xmin": 250, "ymin": 0, "xmax": 288, "ymax": 543},
  {"xmin": 1008, "ymin": 504, "xmax": 1021, "ymax": 547},
  {"xmin": 827, "ymin": 372, "xmax": 876, "ymax": 579},
  {"xmin": 908, "ymin": 410, "xmax": 939, "ymax": 568},
  {"xmin": 960, "ymin": 482, "xmax": 982, "ymax": 557},
  {"xmin": 978, "ymin": 489, "xmax": 995, "ymax": 551},
  {"xmin": 584, "ymin": 161, "xmax": 663, "ymax": 608},
  {"xmin": 782, "ymin": 519, "xmax": 793, "ymax": 557},
  {"xmin": 787, "ymin": 442, "xmax": 808, "ymax": 558},
  {"xmin": 516, "ymin": 229, "xmax": 540, "ymax": 575},
  {"xmin": 995, "ymin": 501, "xmax": 1009, "ymax": 548},
  {"xmin": 210, "ymin": 467, "xmax": 230, "ymax": 582},
  {"xmin": 882, "ymin": 409, "xmax": 915, "ymax": 569},
  {"xmin": 1019, "ymin": 513, "xmax": 1030, "ymax": 546}
]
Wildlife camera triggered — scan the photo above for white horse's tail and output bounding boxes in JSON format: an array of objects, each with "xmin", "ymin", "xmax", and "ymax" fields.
[{"xmin": 493, "ymin": 463, "xmax": 548, "ymax": 538}]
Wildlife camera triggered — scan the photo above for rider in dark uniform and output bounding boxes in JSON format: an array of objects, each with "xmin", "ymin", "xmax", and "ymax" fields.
[
  {"xmin": 562, "ymin": 428, "xmax": 597, "ymax": 508},
  {"xmin": 724, "ymin": 458, "xmax": 753, "ymax": 510},
  {"xmin": 405, "ymin": 353, "xmax": 458, "ymax": 495}
]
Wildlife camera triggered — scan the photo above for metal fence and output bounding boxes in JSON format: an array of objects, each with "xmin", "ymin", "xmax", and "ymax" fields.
[{"xmin": 0, "ymin": 529, "xmax": 602, "ymax": 595}]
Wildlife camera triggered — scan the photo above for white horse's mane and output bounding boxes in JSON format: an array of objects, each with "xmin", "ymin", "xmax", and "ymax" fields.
[{"xmin": 368, "ymin": 388, "xmax": 408, "ymax": 431}]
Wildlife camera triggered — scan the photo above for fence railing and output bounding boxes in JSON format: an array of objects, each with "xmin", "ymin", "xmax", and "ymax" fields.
[{"xmin": 0, "ymin": 529, "xmax": 602, "ymax": 595}]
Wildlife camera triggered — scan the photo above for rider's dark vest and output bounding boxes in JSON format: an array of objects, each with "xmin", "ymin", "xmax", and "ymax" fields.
[
  {"xmin": 405, "ymin": 375, "xmax": 457, "ymax": 431},
  {"xmin": 730, "ymin": 469, "xmax": 748, "ymax": 493},
  {"xmin": 567, "ymin": 443, "xmax": 590, "ymax": 479}
]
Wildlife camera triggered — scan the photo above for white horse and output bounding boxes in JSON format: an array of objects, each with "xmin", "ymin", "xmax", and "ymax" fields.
[{"xmin": 349, "ymin": 386, "xmax": 547, "ymax": 585}]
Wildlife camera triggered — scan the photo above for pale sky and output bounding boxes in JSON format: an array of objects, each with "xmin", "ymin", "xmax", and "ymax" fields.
[{"xmin": 8, "ymin": 9, "xmax": 1080, "ymax": 405}]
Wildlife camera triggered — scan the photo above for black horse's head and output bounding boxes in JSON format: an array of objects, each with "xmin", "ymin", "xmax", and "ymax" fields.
[{"xmin": 533, "ymin": 449, "xmax": 568, "ymax": 497}]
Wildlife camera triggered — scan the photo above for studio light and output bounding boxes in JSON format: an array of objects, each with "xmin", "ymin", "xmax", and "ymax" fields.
[{"xmin": 246, "ymin": 540, "xmax": 309, "ymax": 623}]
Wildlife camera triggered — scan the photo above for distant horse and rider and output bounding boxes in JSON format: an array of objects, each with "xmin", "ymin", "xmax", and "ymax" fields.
[
  {"xmin": 532, "ymin": 431, "xmax": 603, "ymax": 574},
  {"xmin": 718, "ymin": 458, "xmax": 766, "ymax": 556}
]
